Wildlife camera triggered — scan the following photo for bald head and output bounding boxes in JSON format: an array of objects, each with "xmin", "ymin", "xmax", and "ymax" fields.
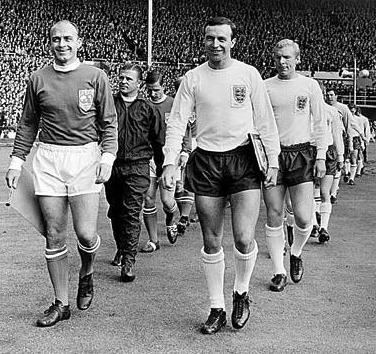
[{"xmin": 50, "ymin": 20, "xmax": 79, "ymax": 40}]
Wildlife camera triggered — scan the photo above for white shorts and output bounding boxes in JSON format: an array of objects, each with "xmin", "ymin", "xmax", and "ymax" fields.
[
  {"xmin": 149, "ymin": 158, "xmax": 181, "ymax": 181},
  {"xmin": 32, "ymin": 142, "xmax": 102, "ymax": 197}
]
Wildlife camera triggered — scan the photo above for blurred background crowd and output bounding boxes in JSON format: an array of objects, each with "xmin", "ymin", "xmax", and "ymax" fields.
[{"xmin": 1, "ymin": 0, "xmax": 376, "ymax": 130}]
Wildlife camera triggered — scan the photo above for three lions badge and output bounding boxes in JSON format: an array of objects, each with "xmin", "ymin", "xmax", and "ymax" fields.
[
  {"xmin": 295, "ymin": 95, "xmax": 309, "ymax": 113},
  {"xmin": 79, "ymin": 89, "xmax": 94, "ymax": 112},
  {"xmin": 231, "ymin": 85, "xmax": 247, "ymax": 107}
]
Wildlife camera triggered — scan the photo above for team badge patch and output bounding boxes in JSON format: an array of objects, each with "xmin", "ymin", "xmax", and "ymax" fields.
[
  {"xmin": 295, "ymin": 96, "xmax": 308, "ymax": 112},
  {"xmin": 79, "ymin": 89, "xmax": 94, "ymax": 112},
  {"xmin": 232, "ymin": 85, "xmax": 247, "ymax": 104}
]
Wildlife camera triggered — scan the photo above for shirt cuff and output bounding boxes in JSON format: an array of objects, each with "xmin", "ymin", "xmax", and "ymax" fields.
[
  {"xmin": 316, "ymin": 148, "xmax": 327, "ymax": 160},
  {"xmin": 163, "ymin": 152, "xmax": 179, "ymax": 167},
  {"xmin": 9, "ymin": 156, "xmax": 24, "ymax": 171},
  {"xmin": 100, "ymin": 152, "xmax": 116, "ymax": 166},
  {"xmin": 268, "ymin": 156, "xmax": 279, "ymax": 169}
]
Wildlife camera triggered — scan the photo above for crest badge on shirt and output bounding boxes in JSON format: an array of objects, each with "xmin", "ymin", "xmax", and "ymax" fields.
[
  {"xmin": 295, "ymin": 95, "xmax": 309, "ymax": 113},
  {"xmin": 231, "ymin": 85, "xmax": 247, "ymax": 107},
  {"xmin": 79, "ymin": 89, "xmax": 94, "ymax": 112}
]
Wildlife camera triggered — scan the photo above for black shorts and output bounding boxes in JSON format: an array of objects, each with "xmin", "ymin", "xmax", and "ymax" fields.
[
  {"xmin": 325, "ymin": 145, "xmax": 338, "ymax": 176},
  {"xmin": 276, "ymin": 142, "xmax": 316, "ymax": 187},
  {"xmin": 184, "ymin": 144, "xmax": 262, "ymax": 197},
  {"xmin": 353, "ymin": 136, "xmax": 362, "ymax": 151}
]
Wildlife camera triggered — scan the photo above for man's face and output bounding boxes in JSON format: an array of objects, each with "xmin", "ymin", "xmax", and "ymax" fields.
[
  {"xmin": 273, "ymin": 45, "xmax": 299, "ymax": 79},
  {"xmin": 146, "ymin": 81, "xmax": 164, "ymax": 102},
  {"xmin": 50, "ymin": 22, "xmax": 81, "ymax": 66},
  {"xmin": 326, "ymin": 90, "xmax": 337, "ymax": 105},
  {"xmin": 204, "ymin": 24, "xmax": 235, "ymax": 65},
  {"xmin": 119, "ymin": 69, "xmax": 140, "ymax": 96}
]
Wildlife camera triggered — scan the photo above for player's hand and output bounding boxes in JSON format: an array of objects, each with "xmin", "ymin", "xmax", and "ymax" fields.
[
  {"xmin": 161, "ymin": 165, "xmax": 176, "ymax": 191},
  {"xmin": 95, "ymin": 163, "xmax": 112, "ymax": 184},
  {"xmin": 178, "ymin": 154, "xmax": 189, "ymax": 168},
  {"xmin": 314, "ymin": 159, "xmax": 326, "ymax": 179},
  {"xmin": 263, "ymin": 167, "xmax": 278, "ymax": 190},
  {"xmin": 5, "ymin": 169, "xmax": 21, "ymax": 189}
]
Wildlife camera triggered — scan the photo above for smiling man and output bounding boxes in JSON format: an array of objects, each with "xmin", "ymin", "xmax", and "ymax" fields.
[
  {"xmin": 162, "ymin": 17, "xmax": 280, "ymax": 334},
  {"xmin": 5, "ymin": 20, "xmax": 118, "ymax": 327}
]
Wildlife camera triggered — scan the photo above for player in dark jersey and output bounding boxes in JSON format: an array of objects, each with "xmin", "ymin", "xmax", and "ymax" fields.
[
  {"xmin": 5, "ymin": 20, "xmax": 118, "ymax": 327},
  {"xmin": 140, "ymin": 70, "xmax": 180, "ymax": 252}
]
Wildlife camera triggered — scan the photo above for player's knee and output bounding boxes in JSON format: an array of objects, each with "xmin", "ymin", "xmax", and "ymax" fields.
[
  {"xmin": 266, "ymin": 207, "xmax": 284, "ymax": 226},
  {"xmin": 144, "ymin": 195, "xmax": 156, "ymax": 208}
]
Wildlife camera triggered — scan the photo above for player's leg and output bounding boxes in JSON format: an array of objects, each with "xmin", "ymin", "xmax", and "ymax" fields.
[
  {"xmin": 356, "ymin": 148, "xmax": 364, "ymax": 177},
  {"xmin": 348, "ymin": 146, "xmax": 359, "ymax": 185},
  {"xmin": 318, "ymin": 174, "xmax": 333, "ymax": 243},
  {"xmin": 161, "ymin": 180, "xmax": 179, "ymax": 244},
  {"xmin": 284, "ymin": 190, "xmax": 295, "ymax": 247},
  {"xmin": 197, "ymin": 195, "xmax": 227, "ymax": 335},
  {"xmin": 70, "ymin": 192, "xmax": 101, "ymax": 310},
  {"xmin": 36, "ymin": 196, "xmax": 71, "ymax": 327},
  {"xmin": 289, "ymin": 181, "xmax": 314, "ymax": 283},
  {"xmin": 263, "ymin": 185, "xmax": 288, "ymax": 291},
  {"xmin": 230, "ymin": 189, "xmax": 260, "ymax": 325},
  {"xmin": 330, "ymin": 169, "xmax": 341, "ymax": 204},
  {"xmin": 310, "ymin": 182, "xmax": 321, "ymax": 238},
  {"xmin": 141, "ymin": 176, "xmax": 160, "ymax": 253},
  {"xmin": 175, "ymin": 175, "xmax": 195, "ymax": 236}
]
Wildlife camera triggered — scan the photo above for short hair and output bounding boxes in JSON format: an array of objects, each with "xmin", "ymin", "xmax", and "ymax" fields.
[
  {"xmin": 50, "ymin": 20, "xmax": 79, "ymax": 39},
  {"xmin": 273, "ymin": 39, "xmax": 300, "ymax": 58},
  {"xmin": 326, "ymin": 87, "xmax": 337, "ymax": 95},
  {"xmin": 204, "ymin": 17, "xmax": 237, "ymax": 39},
  {"xmin": 145, "ymin": 70, "xmax": 163, "ymax": 85},
  {"xmin": 119, "ymin": 62, "xmax": 143, "ymax": 80}
]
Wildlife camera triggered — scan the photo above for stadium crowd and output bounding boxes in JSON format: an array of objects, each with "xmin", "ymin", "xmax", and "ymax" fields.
[{"xmin": 1, "ymin": 0, "xmax": 376, "ymax": 126}]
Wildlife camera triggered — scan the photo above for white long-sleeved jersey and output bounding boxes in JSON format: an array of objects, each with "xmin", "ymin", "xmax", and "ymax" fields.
[
  {"xmin": 264, "ymin": 74, "xmax": 328, "ymax": 159},
  {"xmin": 163, "ymin": 60, "xmax": 280, "ymax": 168}
]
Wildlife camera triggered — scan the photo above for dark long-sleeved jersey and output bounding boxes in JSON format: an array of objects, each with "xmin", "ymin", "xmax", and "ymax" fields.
[
  {"xmin": 113, "ymin": 93, "xmax": 163, "ymax": 171},
  {"xmin": 12, "ymin": 63, "xmax": 118, "ymax": 160}
]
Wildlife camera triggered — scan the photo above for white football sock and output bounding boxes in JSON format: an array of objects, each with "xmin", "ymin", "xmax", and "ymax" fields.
[
  {"xmin": 265, "ymin": 225, "xmax": 286, "ymax": 275},
  {"xmin": 201, "ymin": 247, "xmax": 225, "ymax": 309}
]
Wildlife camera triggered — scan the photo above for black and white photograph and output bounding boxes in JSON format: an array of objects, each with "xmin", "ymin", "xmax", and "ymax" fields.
[{"xmin": 0, "ymin": 0, "xmax": 375, "ymax": 353}]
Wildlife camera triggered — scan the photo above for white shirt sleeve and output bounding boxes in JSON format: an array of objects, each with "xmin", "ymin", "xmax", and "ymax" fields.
[
  {"xmin": 250, "ymin": 69, "xmax": 280, "ymax": 168},
  {"xmin": 163, "ymin": 75, "xmax": 195, "ymax": 166}
]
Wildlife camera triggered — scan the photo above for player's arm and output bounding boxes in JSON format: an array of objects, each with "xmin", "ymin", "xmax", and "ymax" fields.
[
  {"xmin": 162, "ymin": 75, "xmax": 194, "ymax": 190},
  {"xmin": 6, "ymin": 78, "xmax": 41, "ymax": 189},
  {"xmin": 95, "ymin": 72, "xmax": 118, "ymax": 184},
  {"xmin": 252, "ymin": 70, "xmax": 280, "ymax": 188},
  {"xmin": 310, "ymin": 81, "xmax": 328, "ymax": 178}
]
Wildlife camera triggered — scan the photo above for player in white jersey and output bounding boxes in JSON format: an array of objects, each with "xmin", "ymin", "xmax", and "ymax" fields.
[
  {"xmin": 315, "ymin": 102, "xmax": 344, "ymax": 243},
  {"xmin": 353, "ymin": 106, "xmax": 371, "ymax": 176},
  {"xmin": 347, "ymin": 104, "xmax": 365, "ymax": 185},
  {"xmin": 263, "ymin": 39, "xmax": 327, "ymax": 292},
  {"xmin": 326, "ymin": 89, "xmax": 353, "ymax": 184},
  {"xmin": 162, "ymin": 17, "xmax": 280, "ymax": 334}
]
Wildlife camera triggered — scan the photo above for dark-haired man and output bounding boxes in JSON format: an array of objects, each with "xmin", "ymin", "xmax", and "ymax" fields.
[
  {"xmin": 162, "ymin": 17, "xmax": 280, "ymax": 334},
  {"xmin": 6, "ymin": 20, "xmax": 118, "ymax": 327},
  {"xmin": 140, "ymin": 69, "xmax": 179, "ymax": 252}
]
